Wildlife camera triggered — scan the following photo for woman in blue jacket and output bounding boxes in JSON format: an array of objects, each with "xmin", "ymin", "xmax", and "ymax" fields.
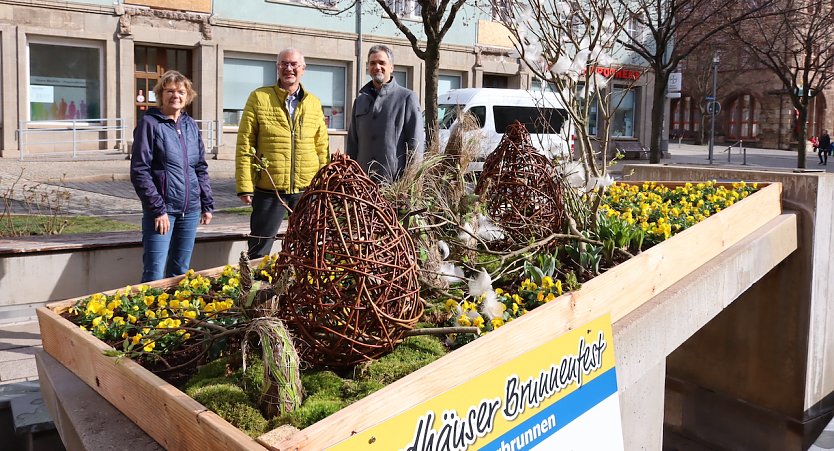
[{"xmin": 130, "ymin": 70, "xmax": 214, "ymax": 282}]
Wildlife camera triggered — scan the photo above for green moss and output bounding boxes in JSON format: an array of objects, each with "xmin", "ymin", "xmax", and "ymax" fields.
[
  {"xmin": 209, "ymin": 402, "xmax": 268, "ymax": 437},
  {"xmin": 341, "ymin": 379, "xmax": 384, "ymax": 402},
  {"xmin": 300, "ymin": 370, "xmax": 343, "ymax": 397},
  {"xmin": 357, "ymin": 335, "xmax": 446, "ymax": 385},
  {"xmin": 182, "ymin": 356, "xmax": 239, "ymax": 392},
  {"xmin": 240, "ymin": 357, "xmax": 266, "ymax": 403},
  {"xmin": 275, "ymin": 394, "xmax": 345, "ymax": 429},
  {"xmin": 189, "ymin": 383, "xmax": 251, "ymax": 405},
  {"xmin": 181, "ymin": 334, "xmax": 449, "ymax": 433},
  {"xmin": 184, "ymin": 377, "xmax": 240, "ymax": 397},
  {"xmin": 189, "ymin": 383, "xmax": 268, "ymax": 437}
]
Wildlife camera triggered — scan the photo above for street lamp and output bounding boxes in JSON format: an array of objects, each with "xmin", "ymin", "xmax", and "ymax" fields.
[{"xmin": 708, "ymin": 53, "xmax": 720, "ymax": 164}]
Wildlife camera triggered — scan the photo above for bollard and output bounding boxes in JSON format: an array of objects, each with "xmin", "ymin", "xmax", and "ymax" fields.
[{"xmin": 743, "ymin": 147, "xmax": 747, "ymax": 165}]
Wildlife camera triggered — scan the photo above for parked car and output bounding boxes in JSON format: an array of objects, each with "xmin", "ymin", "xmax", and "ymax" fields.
[{"xmin": 437, "ymin": 88, "xmax": 575, "ymax": 169}]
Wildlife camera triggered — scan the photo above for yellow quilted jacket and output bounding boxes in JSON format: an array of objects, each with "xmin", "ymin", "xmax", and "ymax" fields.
[{"xmin": 235, "ymin": 84, "xmax": 329, "ymax": 194}]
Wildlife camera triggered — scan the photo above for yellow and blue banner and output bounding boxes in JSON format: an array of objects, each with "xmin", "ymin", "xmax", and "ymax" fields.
[{"xmin": 327, "ymin": 314, "xmax": 623, "ymax": 450}]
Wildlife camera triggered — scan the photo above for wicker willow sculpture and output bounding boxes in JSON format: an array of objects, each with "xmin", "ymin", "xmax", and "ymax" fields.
[
  {"xmin": 474, "ymin": 120, "xmax": 566, "ymax": 243},
  {"xmin": 274, "ymin": 154, "xmax": 423, "ymax": 368}
]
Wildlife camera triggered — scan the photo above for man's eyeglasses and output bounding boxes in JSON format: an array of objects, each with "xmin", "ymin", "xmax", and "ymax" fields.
[{"xmin": 279, "ymin": 62, "xmax": 303, "ymax": 69}]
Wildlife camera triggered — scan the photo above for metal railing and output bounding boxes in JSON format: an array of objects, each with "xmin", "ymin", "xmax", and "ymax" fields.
[
  {"xmin": 722, "ymin": 139, "xmax": 748, "ymax": 165},
  {"xmin": 17, "ymin": 118, "xmax": 129, "ymax": 161},
  {"xmin": 17, "ymin": 118, "xmax": 223, "ymax": 160}
]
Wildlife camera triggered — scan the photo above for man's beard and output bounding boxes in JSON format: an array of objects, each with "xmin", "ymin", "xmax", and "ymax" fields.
[{"xmin": 372, "ymin": 72, "xmax": 387, "ymax": 84}]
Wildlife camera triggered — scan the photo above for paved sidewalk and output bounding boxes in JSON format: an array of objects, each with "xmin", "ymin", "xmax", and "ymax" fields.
[{"xmin": 0, "ymin": 153, "xmax": 238, "ymax": 217}]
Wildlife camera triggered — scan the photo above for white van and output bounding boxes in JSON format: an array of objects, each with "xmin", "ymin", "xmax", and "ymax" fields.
[{"xmin": 437, "ymin": 88, "xmax": 574, "ymax": 163}]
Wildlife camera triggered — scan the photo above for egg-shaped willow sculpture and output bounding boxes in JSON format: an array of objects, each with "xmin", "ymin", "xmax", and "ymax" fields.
[
  {"xmin": 273, "ymin": 153, "xmax": 423, "ymax": 368},
  {"xmin": 474, "ymin": 120, "xmax": 567, "ymax": 243}
]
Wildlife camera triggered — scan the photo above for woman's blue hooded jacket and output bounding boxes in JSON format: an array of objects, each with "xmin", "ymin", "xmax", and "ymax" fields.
[{"xmin": 130, "ymin": 107, "xmax": 214, "ymax": 217}]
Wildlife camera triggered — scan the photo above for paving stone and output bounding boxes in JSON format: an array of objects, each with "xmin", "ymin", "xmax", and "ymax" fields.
[
  {"xmin": 10, "ymin": 393, "xmax": 54, "ymax": 435},
  {"xmin": 0, "ymin": 358, "xmax": 37, "ymax": 384},
  {"xmin": 0, "ymin": 322, "xmax": 42, "ymax": 351},
  {"xmin": 0, "ymin": 381, "xmax": 40, "ymax": 408},
  {"xmin": 0, "ymin": 346, "xmax": 39, "ymax": 364}
]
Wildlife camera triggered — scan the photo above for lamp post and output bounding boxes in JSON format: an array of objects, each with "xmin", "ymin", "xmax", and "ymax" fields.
[{"xmin": 708, "ymin": 53, "xmax": 720, "ymax": 164}]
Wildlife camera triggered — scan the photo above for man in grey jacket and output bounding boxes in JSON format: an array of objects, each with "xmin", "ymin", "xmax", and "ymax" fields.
[{"xmin": 347, "ymin": 45, "xmax": 424, "ymax": 182}]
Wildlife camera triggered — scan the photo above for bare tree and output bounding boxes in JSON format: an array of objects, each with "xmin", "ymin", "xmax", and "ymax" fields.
[
  {"xmin": 313, "ymin": 0, "xmax": 470, "ymax": 152},
  {"xmin": 618, "ymin": 0, "xmax": 776, "ymax": 163},
  {"xmin": 730, "ymin": 0, "xmax": 834, "ymax": 168},
  {"xmin": 496, "ymin": 0, "xmax": 634, "ymax": 181}
]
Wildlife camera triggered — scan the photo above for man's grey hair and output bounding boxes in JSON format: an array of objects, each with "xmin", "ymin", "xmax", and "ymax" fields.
[
  {"xmin": 368, "ymin": 45, "xmax": 394, "ymax": 65},
  {"xmin": 277, "ymin": 48, "xmax": 306, "ymax": 66}
]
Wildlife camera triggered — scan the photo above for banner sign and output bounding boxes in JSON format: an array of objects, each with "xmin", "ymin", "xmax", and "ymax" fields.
[{"xmin": 327, "ymin": 315, "xmax": 624, "ymax": 450}]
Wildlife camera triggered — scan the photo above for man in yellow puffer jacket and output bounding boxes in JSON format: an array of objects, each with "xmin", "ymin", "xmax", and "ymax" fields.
[{"xmin": 235, "ymin": 48, "xmax": 329, "ymax": 258}]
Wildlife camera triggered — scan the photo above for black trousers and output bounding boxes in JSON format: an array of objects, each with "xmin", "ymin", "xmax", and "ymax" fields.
[{"xmin": 247, "ymin": 189, "xmax": 301, "ymax": 259}]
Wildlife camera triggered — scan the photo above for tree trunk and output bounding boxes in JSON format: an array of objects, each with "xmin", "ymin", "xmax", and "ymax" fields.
[
  {"xmin": 649, "ymin": 70, "xmax": 669, "ymax": 164},
  {"xmin": 796, "ymin": 100, "xmax": 808, "ymax": 169},
  {"xmin": 424, "ymin": 46, "xmax": 440, "ymax": 153}
]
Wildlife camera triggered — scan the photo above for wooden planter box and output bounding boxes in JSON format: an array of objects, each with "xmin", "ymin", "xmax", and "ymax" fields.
[{"xmin": 37, "ymin": 182, "xmax": 785, "ymax": 450}]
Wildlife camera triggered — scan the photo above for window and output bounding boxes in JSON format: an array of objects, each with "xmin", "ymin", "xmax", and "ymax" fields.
[
  {"xmin": 393, "ymin": 70, "xmax": 408, "ymax": 88},
  {"xmin": 223, "ymin": 57, "xmax": 277, "ymax": 126},
  {"xmin": 611, "ymin": 88, "xmax": 636, "ymax": 137},
  {"xmin": 438, "ymin": 104, "xmax": 486, "ymax": 130},
  {"xmin": 439, "ymin": 74, "xmax": 461, "ymax": 95},
  {"xmin": 576, "ymin": 83, "xmax": 600, "ymax": 136},
  {"xmin": 493, "ymin": 106, "xmax": 568, "ymax": 134},
  {"xmin": 387, "ymin": 0, "xmax": 421, "ymax": 19},
  {"xmin": 305, "ymin": 63, "xmax": 347, "ymax": 129},
  {"xmin": 625, "ymin": 14, "xmax": 644, "ymax": 42},
  {"xmin": 29, "ymin": 42, "xmax": 101, "ymax": 121},
  {"xmin": 727, "ymin": 93, "xmax": 760, "ymax": 140},
  {"xmin": 531, "ymin": 78, "xmax": 557, "ymax": 93}
]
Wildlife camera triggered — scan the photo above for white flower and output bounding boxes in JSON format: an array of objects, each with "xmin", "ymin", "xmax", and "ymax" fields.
[
  {"xmin": 468, "ymin": 269, "xmax": 493, "ymax": 298},
  {"xmin": 439, "ymin": 262, "xmax": 465, "ymax": 284},
  {"xmin": 480, "ymin": 290, "xmax": 504, "ymax": 320},
  {"xmin": 561, "ymin": 161, "xmax": 586, "ymax": 188},
  {"xmin": 549, "ymin": 56, "xmax": 572, "ymax": 75},
  {"xmin": 592, "ymin": 174, "xmax": 615, "ymax": 189},
  {"xmin": 570, "ymin": 50, "xmax": 591, "ymax": 74},
  {"xmin": 458, "ymin": 222, "xmax": 476, "ymax": 242},
  {"xmin": 476, "ymin": 214, "xmax": 505, "ymax": 241},
  {"xmin": 437, "ymin": 240, "xmax": 450, "ymax": 260}
]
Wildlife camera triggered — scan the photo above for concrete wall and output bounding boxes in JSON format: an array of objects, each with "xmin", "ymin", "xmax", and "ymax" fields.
[
  {"xmin": 0, "ymin": 233, "xmax": 248, "ymax": 323},
  {"xmin": 623, "ymin": 165, "xmax": 834, "ymax": 449}
]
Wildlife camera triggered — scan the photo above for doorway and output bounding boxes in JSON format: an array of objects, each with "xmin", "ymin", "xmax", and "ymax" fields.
[{"xmin": 134, "ymin": 45, "xmax": 192, "ymax": 125}]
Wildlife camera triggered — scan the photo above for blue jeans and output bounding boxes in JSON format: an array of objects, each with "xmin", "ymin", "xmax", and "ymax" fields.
[{"xmin": 141, "ymin": 210, "xmax": 201, "ymax": 282}]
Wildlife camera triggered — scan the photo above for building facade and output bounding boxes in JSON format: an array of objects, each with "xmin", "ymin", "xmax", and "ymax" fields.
[
  {"xmin": 671, "ymin": 51, "xmax": 829, "ymax": 151},
  {"xmin": 0, "ymin": 0, "xmax": 658, "ymax": 159}
]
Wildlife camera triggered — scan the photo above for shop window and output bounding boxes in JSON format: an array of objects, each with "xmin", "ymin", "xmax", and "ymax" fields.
[
  {"xmin": 726, "ymin": 93, "xmax": 760, "ymax": 140},
  {"xmin": 222, "ymin": 57, "xmax": 277, "ymax": 126},
  {"xmin": 439, "ymin": 74, "xmax": 461, "ymax": 94},
  {"xmin": 670, "ymin": 96, "xmax": 702, "ymax": 140},
  {"xmin": 611, "ymin": 88, "xmax": 636, "ymax": 137},
  {"xmin": 29, "ymin": 42, "xmax": 101, "ymax": 121},
  {"xmin": 305, "ymin": 63, "xmax": 347, "ymax": 130}
]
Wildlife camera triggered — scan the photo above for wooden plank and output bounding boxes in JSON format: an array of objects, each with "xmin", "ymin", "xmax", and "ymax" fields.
[
  {"xmin": 37, "ymin": 307, "xmax": 266, "ymax": 451},
  {"xmin": 267, "ymin": 182, "xmax": 784, "ymax": 450}
]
